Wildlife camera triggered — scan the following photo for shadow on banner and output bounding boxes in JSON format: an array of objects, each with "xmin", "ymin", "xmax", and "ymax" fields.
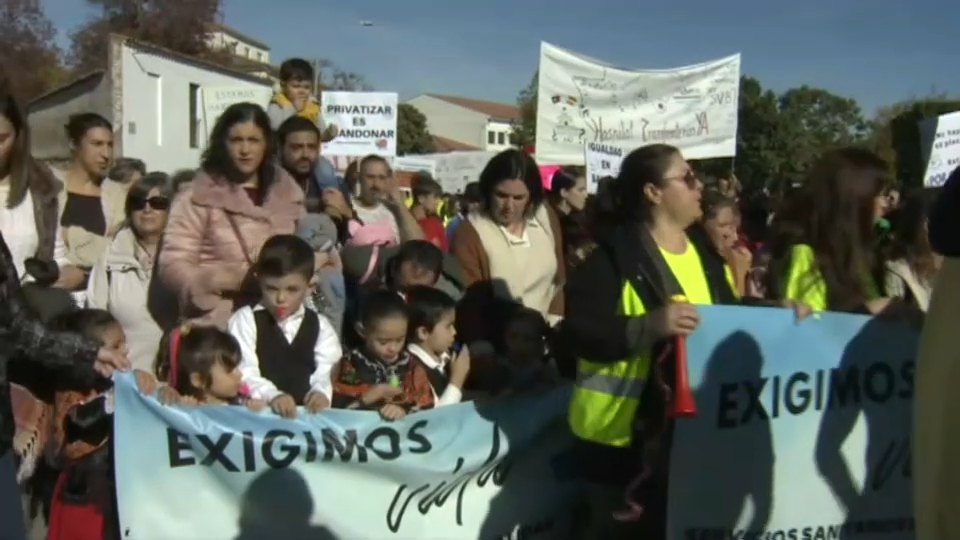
[
  {"xmin": 673, "ymin": 331, "xmax": 775, "ymax": 534},
  {"xmin": 235, "ymin": 468, "xmax": 338, "ymax": 540},
  {"xmin": 814, "ymin": 316, "xmax": 915, "ymax": 539},
  {"xmin": 668, "ymin": 305, "xmax": 916, "ymax": 540}
]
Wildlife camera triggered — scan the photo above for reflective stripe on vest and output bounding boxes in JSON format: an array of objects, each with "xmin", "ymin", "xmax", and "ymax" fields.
[
  {"xmin": 575, "ymin": 369, "xmax": 644, "ymax": 398},
  {"xmin": 568, "ymin": 280, "xmax": 649, "ymax": 447}
]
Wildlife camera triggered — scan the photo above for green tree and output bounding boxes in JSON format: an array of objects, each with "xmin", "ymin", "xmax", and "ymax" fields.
[
  {"xmin": 68, "ymin": 0, "xmax": 221, "ymax": 73},
  {"xmin": 0, "ymin": 0, "xmax": 62, "ymax": 101},
  {"xmin": 731, "ymin": 76, "xmax": 785, "ymax": 193},
  {"xmin": 777, "ymin": 86, "xmax": 867, "ymax": 184},
  {"xmin": 396, "ymin": 103, "xmax": 435, "ymax": 155},
  {"xmin": 510, "ymin": 71, "xmax": 537, "ymax": 149}
]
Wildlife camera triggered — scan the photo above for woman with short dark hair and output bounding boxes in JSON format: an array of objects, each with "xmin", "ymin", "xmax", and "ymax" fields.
[
  {"xmin": 157, "ymin": 102, "xmax": 304, "ymax": 328},
  {"xmin": 86, "ymin": 172, "xmax": 178, "ymax": 369},
  {"xmin": 450, "ymin": 149, "xmax": 565, "ymax": 352}
]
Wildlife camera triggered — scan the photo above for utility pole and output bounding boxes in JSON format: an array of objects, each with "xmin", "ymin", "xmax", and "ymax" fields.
[{"xmin": 311, "ymin": 59, "xmax": 322, "ymax": 97}]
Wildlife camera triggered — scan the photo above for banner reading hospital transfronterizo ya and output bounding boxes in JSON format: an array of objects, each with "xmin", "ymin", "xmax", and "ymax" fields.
[{"xmin": 536, "ymin": 42, "xmax": 740, "ymax": 164}]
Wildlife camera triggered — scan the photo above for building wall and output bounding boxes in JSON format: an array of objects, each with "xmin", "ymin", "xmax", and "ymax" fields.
[
  {"xmin": 206, "ymin": 31, "xmax": 270, "ymax": 63},
  {"xmin": 27, "ymin": 75, "xmax": 113, "ymax": 161},
  {"xmin": 484, "ymin": 119, "xmax": 514, "ymax": 152},
  {"xmin": 404, "ymin": 95, "xmax": 488, "ymax": 149},
  {"xmin": 120, "ymin": 42, "xmax": 272, "ymax": 173}
]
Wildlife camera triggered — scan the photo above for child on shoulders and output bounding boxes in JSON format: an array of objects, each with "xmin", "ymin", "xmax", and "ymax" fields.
[
  {"xmin": 331, "ymin": 289, "xmax": 434, "ymax": 420},
  {"xmin": 404, "ymin": 285, "xmax": 470, "ymax": 406},
  {"xmin": 228, "ymin": 235, "xmax": 342, "ymax": 418}
]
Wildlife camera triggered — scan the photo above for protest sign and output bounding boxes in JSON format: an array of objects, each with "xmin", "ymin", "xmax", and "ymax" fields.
[
  {"xmin": 393, "ymin": 155, "xmax": 437, "ymax": 179},
  {"xmin": 536, "ymin": 42, "xmax": 739, "ymax": 164},
  {"xmin": 114, "ymin": 376, "xmax": 581, "ymax": 540},
  {"xmin": 919, "ymin": 110, "xmax": 960, "ymax": 187},
  {"xmin": 584, "ymin": 142, "xmax": 626, "ymax": 193},
  {"xmin": 322, "ymin": 92, "xmax": 398, "ymax": 157},
  {"xmin": 669, "ymin": 305, "xmax": 917, "ymax": 540},
  {"xmin": 428, "ymin": 151, "xmax": 495, "ymax": 193},
  {"xmin": 201, "ymin": 86, "xmax": 272, "ymax": 139}
]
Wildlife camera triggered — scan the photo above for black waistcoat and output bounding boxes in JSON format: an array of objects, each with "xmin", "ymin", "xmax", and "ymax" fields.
[{"xmin": 254, "ymin": 309, "xmax": 320, "ymax": 404}]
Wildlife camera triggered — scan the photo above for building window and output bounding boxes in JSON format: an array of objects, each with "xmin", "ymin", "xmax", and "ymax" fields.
[
  {"xmin": 497, "ymin": 132, "xmax": 505, "ymax": 145},
  {"xmin": 488, "ymin": 131, "xmax": 496, "ymax": 144},
  {"xmin": 189, "ymin": 83, "xmax": 200, "ymax": 148},
  {"xmin": 244, "ymin": 46, "xmax": 250, "ymax": 58},
  {"xmin": 256, "ymin": 51, "xmax": 262, "ymax": 62}
]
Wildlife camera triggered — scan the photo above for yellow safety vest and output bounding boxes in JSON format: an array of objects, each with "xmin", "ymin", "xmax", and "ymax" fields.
[{"xmin": 568, "ymin": 280, "xmax": 651, "ymax": 447}]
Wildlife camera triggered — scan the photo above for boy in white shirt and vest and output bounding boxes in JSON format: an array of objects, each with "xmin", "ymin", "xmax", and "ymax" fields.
[{"xmin": 229, "ymin": 235, "xmax": 342, "ymax": 418}]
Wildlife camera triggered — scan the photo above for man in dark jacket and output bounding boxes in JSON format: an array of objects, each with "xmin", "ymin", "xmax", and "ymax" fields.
[{"xmin": 0, "ymin": 232, "xmax": 129, "ymax": 539}]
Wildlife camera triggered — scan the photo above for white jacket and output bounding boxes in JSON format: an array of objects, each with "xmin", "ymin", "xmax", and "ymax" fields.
[{"xmin": 86, "ymin": 227, "xmax": 177, "ymax": 371}]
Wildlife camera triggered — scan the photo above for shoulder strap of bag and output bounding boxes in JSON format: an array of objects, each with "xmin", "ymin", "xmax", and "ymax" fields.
[{"xmin": 224, "ymin": 211, "xmax": 254, "ymax": 265}]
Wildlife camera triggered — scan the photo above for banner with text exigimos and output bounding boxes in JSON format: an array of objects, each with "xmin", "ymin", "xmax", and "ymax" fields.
[
  {"xmin": 536, "ymin": 41, "xmax": 740, "ymax": 164},
  {"xmin": 669, "ymin": 305, "xmax": 917, "ymax": 540},
  {"xmin": 113, "ymin": 375, "xmax": 581, "ymax": 540}
]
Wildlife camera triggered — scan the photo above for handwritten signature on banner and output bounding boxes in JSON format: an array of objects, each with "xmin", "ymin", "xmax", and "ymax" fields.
[{"xmin": 115, "ymin": 376, "xmax": 581, "ymax": 540}]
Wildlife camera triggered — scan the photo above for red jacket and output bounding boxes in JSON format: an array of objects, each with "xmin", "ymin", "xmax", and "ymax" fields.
[{"xmin": 418, "ymin": 214, "xmax": 447, "ymax": 251}]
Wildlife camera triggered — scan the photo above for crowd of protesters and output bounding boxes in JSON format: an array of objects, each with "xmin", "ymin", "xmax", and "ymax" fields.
[{"xmin": 0, "ymin": 56, "xmax": 947, "ymax": 540}]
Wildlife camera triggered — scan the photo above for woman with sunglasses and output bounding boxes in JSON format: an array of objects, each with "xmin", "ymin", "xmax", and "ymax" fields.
[
  {"xmin": 86, "ymin": 172, "xmax": 178, "ymax": 370},
  {"xmin": 560, "ymin": 144, "xmax": 807, "ymax": 540}
]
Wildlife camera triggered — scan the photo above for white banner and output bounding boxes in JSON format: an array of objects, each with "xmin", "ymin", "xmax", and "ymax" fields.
[
  {"xmin": 536, "ymin": 42, "xmax": 740, "ymax": 164},
  {"xmin": 322, "ymin": 92, "xmax": 399, "ymax": 157},
  {"xmin": 201, "ymin": 86, "xmax": 273, "ymax": 140},
  {"xmin": 920, "ymin": 110, "xmax": 960, "ymax": 187},
  {"xmin": 416, "ymin": 151, "xmax": 494, "ymax": 193},
  {"xmin": 393, "ymin": 155, "xmax": 438, "ymax": 179},
  {"xmin": 114, "ymin": 374, "xmax": 582, "ymax": 539},
  {"xmin": 583, "ymin": 142, "xmax": 626, "ymax": 193}
]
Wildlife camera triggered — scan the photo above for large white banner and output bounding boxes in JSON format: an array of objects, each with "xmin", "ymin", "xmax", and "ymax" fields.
[
  {"xmin": 322, "ymin": 91, "xmax": 399, "ymax": 157},
  {"xmin": 919, "ymin": 110, "xmax": 960, "ymax": 187},
  {"xmin": 114, "ymin": 374, "xmax": 581, "ymax": 540},
  {"xmin": 536, "ymin": 42, "xmax": 740, "ymax": 164}
]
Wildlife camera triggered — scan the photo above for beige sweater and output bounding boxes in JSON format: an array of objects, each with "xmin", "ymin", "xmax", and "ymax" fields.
[{"xmin": 914, "ymin": 257, "xmax": 960, "ymax": 539}]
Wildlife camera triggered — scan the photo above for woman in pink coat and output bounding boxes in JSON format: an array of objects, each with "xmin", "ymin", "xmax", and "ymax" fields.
[{"xmin": 158, "ymin": 102, "xmax": 304, "ymax": 328}]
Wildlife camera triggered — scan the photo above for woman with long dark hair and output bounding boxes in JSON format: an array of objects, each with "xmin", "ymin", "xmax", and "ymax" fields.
[
  {"xmin": 765, "ymin": 148, "xmax": 895, "ymax": 313},
  {"xmin": 548, "ymin": 166, "xmax": 593, "ymax": 269},
  {"xmin": 0, "ymin": 91, "xmax": 82, "ymax": 296},
  {"xmin": 158, "ymin": 102, "xmax": 304, "ymax": 328},
  {"xmin": 883, "ymin": 189, "xmax": 940, "ymax": 312}
]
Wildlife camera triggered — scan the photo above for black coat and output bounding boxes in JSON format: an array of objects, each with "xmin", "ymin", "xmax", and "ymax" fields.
[{"xmin": 0, "ymin": 232, "xmax": 100, "ymax": 456}]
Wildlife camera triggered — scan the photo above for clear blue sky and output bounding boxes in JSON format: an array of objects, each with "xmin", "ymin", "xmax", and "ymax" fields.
[{"xmin": 44, "ymin": 0, "xmax": 958, "ymax": 116}]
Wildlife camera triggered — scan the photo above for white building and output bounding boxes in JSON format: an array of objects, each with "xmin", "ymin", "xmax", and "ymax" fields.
[
  {"xmin": 404, "ymin": 94, "xmax": 520, "ymax": 153},
  {"xmin": 28, "ymin": 34, "xmax": 274, "ymax": 174},
  {"xmin": 205, "ymin": 23, "xmax": 271, "ymax": 65}
]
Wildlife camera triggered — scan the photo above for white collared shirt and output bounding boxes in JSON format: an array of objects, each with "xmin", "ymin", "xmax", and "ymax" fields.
[
  {"xmin": 407, "ymin": 343, "xmax": 462, "ymax": 406},
  {"xmin": 228, "ymin": 303, "xmax": 342, "ymax": 403}
]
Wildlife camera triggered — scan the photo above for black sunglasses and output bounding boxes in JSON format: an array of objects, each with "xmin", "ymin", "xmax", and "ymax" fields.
[{"xmin": 129, "ymin": 196, "xmax": 170, "ymax": 211}]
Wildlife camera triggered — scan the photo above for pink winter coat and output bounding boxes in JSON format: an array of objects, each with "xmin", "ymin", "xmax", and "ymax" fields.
[{"xmin": 157, "ymin": 168, "xmax": 304, "ymax": 328}]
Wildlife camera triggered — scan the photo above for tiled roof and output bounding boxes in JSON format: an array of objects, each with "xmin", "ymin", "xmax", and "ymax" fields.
[
  {"xmin": 432, "ymin": 135, "xmax": 479, "ymax": 152},
  {"xmin": 427, "ymin": 94, "xmax": 520, "ymax": 122}
]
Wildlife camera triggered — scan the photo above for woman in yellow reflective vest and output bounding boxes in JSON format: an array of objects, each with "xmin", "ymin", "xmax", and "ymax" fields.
[
  {"xmin": 765, "ymin": 148, "xmax": 900, "ymax": 315},
  {"xmin": 560, "ymin": 144, "xmax": 805, "ymax": 540}
]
